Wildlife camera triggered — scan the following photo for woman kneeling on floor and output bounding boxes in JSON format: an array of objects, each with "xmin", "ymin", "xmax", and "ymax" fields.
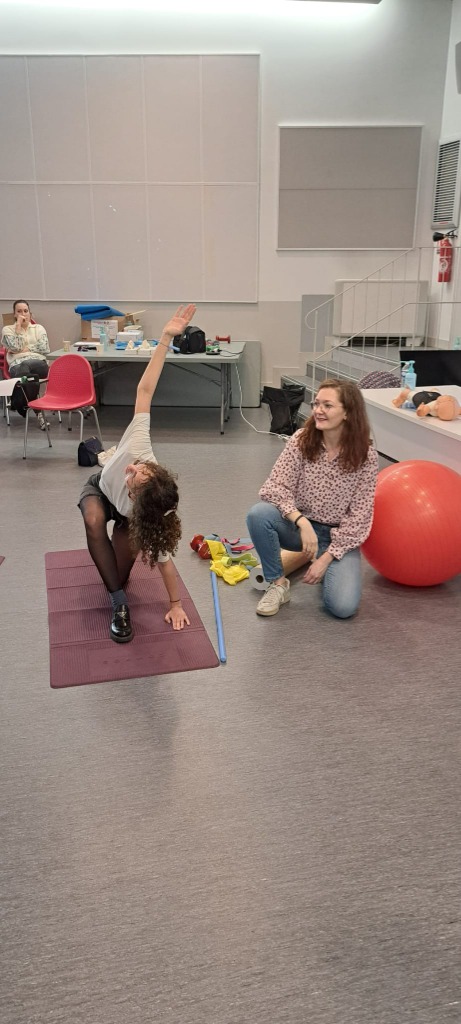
[
  {"xmin": 247, "ymin": 379, "xmax": 378, "ymax": 619},
  {"xmin": 78, "ymin": 305, "xmax": 196, "ymax": 643}
]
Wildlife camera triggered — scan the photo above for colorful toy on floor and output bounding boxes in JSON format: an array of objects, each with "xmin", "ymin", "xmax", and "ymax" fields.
[
  {"xmin": 362, "ymin": 460, "xmax": 461, "ymax": 586},
  {"xmin": 210, "ymin": 559, "xmax": 250, "ymax": 585},
  {"xmin": 392, "ymin": 389, "xmax": 461, "ymax": 421},
  {"xmin": 190, "ymin": 533, "xmax": 256, "ymax": 583}
]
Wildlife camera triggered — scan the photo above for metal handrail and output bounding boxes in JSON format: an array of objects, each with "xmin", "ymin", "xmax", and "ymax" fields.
[
  {"xmin": 306, "ymin": 299, "xmax": 461, "ymax": 393},
  {"xmin": 303, "ymin": 245, "xmax": 422, "ymax": 329}
]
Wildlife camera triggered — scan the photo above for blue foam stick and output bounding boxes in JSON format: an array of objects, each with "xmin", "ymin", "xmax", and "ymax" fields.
[{"xmin": 210, "ymin": 570, "xmax": 227, "ymax": 664}]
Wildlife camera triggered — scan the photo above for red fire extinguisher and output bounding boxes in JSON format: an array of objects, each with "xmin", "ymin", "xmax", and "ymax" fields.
[{"xmin": 437, "ymin": 236, "xmax": 453, "ymax": 283}]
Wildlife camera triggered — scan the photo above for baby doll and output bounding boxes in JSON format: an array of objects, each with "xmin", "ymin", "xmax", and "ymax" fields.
[{"xmin": 392, "ymin": 388, "xmax": 461, "ymax": 421}]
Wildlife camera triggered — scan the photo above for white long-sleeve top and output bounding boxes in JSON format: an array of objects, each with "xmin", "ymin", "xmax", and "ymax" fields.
[{"xmin": 2, "ymin": 323, "xmax": 50, "ymax": 369}]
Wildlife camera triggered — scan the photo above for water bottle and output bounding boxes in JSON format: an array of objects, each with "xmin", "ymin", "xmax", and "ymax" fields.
[
  {"xmin": 453, "ymin": 337, "xmax": 461, "ymax": 350},
  {"xmin": 401, "ymin": 360, "xmax": 417, "ymax": 389},
  {"xmin": 99, "ymin": 324, "xmax": 109, "ymax": 352},
  {"xmin": 403, "ymin": 360, "xmax": 417, "ymax": 389}
]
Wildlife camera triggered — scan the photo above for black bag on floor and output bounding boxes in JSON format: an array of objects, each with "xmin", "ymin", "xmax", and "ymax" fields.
[
  {"xmin": 261, "ymin": 383, "xmax": 306, "ymax": 435},
  {"xmin": 10, "ymin": 375, "xmax": 40, "ymax": 418},
  {"xmin": 78, "ymin": 436, "xmax": 104, "ymax": 467},
  {"xmin": 174, "ymin": 325, "xmax": 206, "ymax": 354}
]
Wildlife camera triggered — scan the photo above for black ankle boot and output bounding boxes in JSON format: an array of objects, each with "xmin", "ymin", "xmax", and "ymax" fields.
[{"xmin": 110, "ymin": 604, "xmax": 133, "ymax": 643}]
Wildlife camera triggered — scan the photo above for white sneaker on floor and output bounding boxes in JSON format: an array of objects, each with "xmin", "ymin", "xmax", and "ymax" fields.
[
  {"xmin": 256, "ymin": 580, "xmax": 290, "ymax": 616},
  {"xmin": 37, "ymin": 412, "xmax": 49, "ymax": 431}
]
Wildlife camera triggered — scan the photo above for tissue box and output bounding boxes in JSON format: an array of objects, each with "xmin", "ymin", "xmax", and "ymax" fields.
[
  {"xmin": 118, "ymin": 329, "xmax": 143, "ymax": 343},
  {"xmin": 81, "ymin": 317, "xmax": 125, "ymax": 341}
]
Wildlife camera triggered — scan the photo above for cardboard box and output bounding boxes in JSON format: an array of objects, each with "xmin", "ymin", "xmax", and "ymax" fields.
[{"xmin": 81, "ymin": 316, "xmax": 125, "ymax": 341}]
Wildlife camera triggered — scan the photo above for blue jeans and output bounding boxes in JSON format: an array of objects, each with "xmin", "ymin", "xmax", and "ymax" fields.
[{"xmin": 246, "ymin": 501, "xmax": 362, "ymax": 619}]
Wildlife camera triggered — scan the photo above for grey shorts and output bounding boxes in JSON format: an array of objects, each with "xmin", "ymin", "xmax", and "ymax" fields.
[{"xmin": 78, "ymin": 470, "xmax": 128, "ymax": 528}]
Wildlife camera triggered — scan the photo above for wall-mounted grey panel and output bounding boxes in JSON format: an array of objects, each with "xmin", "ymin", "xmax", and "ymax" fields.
[
  {"xmin": 0, "ymin": 54, "xmax": 259, "ymax": 302},
  {"xmin": 279, "ymin": 125, "xmax": 422, "ymax": 250},
  {"xmin": 28, "ymin": 57, "xmax": 90, "ymax": 182}
]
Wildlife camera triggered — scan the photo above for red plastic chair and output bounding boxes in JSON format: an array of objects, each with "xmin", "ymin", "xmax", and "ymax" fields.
[
  {"xmin": 0, "ymin": 346, "xmax": 12, "ymax": 425},
  {"xmin": 24, "ymin": 353, "xmax": 102, "ymax": 459}
]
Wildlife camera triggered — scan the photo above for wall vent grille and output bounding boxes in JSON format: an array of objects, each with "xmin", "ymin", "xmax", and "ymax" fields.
[{"xmin": 432, "ymin": 138, "xmax": 461, "ymax": 230}]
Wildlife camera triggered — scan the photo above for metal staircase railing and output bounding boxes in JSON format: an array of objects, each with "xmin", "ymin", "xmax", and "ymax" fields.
[{"xmin": 301, "ymin": 244, "xmax": 461, "ymax": 396}]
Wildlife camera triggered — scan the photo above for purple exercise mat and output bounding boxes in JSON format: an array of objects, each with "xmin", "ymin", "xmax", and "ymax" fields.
[{"xmin": 45, "ymin": 550, "xmax": 219, "ymax": 688}]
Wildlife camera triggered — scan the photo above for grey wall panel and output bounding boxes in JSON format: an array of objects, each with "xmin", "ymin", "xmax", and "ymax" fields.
[
  {"xmin": 279, "ymin": 125, "xmax": 421, "ymax": 250},
  {"xmin": 28, "ymin": 57, "xmax": 89, "ymax": 182},
  {"xmin": 0, "ymin": 55, "xmax": 259, "ymax": 302},
  {"xmin": 0, "ymin": 186, "xmax": 43, "ymax": 298},
  {"xmin": 37, "ymin": 184, "xmax": 96, "ymax": 299},
  {"xmin": 279, "ymin": 187, "xmax": 418, "ymax": 250},
  {"xmin": 0, "ymin": 58, "xmax": 34, "ymax": 181},
  {"xmin": 280, "ymin": 126, "xmax": 422, "ymax": 190}
]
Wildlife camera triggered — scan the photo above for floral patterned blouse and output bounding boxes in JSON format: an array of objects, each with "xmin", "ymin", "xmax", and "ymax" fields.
[{"xmin": 259, "ymin": 430, "xmax": 378, "ymax": 560}]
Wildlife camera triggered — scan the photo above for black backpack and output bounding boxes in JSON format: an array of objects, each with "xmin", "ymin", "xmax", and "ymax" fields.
[
  {"xmin": 174, "ymin": 325, "xmax": 206, "ymax": 354},
  {"xmin": 10, "ymin": 375, "xmax": 40, "ymax": 418},
  {"xmin": 78, "ymin": 436, "xmax": 104, "ymax": 467},
  {"xmin": 261, "ymin": 384, "xmax": 306, "ymax": 435}
]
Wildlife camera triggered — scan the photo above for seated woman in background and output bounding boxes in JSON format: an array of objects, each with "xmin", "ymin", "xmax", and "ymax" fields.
[
  {"xmin": 246, "ymin": 379, "xmax": 378, "ymax": 620},
  {"xmin": 1, "ymin": 299, "xmax": 50, "ymax": 429}
]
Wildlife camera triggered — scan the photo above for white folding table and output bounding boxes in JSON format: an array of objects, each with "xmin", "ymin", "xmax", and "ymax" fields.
[{"xmin": 48, "ymin": 343, "xmax": 246, "ymax": 435}]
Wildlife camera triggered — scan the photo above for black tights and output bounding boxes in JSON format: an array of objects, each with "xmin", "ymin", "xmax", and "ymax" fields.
[{"xmin": 80, "ymin": 495, "xmax": 137, "ymax": 593}]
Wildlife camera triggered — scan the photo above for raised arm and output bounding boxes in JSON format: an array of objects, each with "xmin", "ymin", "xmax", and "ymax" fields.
[{"xmin": 134, "ymin": 304, "xmax": 196, "ymax": 414}]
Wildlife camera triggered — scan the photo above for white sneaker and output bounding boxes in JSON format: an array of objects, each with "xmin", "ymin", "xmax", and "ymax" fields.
[
  {"xmin": 37, "ymin": 412, "xmax": 50, "ymax": 431},
  {"xmin": 256, "ymin": 580, "xmax": 290, "ymax": 616}
]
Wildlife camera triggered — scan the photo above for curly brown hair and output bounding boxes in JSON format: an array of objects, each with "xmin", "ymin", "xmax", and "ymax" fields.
[
  {"xmin": 297, "ymin": 379, "xmax": 371, "ymax": 472},
  {"xmin": 129, "ymin": 464, "xmax": 182, "ymax": 569}
]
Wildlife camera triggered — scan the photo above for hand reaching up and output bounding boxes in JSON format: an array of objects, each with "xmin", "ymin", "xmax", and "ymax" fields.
[{"xmin": 162, "ymin": 304, "xmax": 196, "ymax": 340}]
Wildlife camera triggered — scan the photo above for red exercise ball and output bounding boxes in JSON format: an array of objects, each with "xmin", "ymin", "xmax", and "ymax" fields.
[{"xmin": 362, "ymin": 460, "xmax": 461, "ymax": 587}]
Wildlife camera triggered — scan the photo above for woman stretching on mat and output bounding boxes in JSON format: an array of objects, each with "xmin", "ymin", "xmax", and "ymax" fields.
[
  {"xmin": 78, "ymin": 304, "xmax": 196, "ymax": 643},
  {"xmin": 247, "ymin": 379, "xmax": 378, "ymax": 619}
]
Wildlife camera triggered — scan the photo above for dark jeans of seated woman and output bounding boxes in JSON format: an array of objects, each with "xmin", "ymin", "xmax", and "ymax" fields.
[{"xmin": 9, "ymin": 358, "xmax": 49, "ymax": 424}]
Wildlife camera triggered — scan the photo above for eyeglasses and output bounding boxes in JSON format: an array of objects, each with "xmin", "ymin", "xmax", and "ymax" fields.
[{"xmin": 310, "ymin": 400, "xmax": 340, "ymax": 411}]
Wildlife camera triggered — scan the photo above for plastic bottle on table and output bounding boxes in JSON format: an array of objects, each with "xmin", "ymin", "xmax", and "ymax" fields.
[
  {"xmin": 99, "ymin": 324, "xmax": 109, "ymax": 352},
  {"xmin": 403, "ymin": 360, "xmax": 417, "ymax": 389}
]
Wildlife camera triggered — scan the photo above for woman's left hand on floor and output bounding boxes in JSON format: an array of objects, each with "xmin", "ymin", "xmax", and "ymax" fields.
[{"xmin": 165, "ymin": 603, "xmax": 191, "ymax": 630}]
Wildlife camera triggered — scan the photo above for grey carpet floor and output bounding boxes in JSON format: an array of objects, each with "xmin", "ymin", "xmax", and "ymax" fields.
[{"xmin": 1, "ymin": 406, "xmax": 460, "ymax": 1024}]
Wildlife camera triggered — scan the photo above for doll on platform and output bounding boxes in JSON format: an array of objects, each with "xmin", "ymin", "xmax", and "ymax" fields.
[{"xmin": 392, "ymin": 388, "xmax": 461, "ymax": 421}]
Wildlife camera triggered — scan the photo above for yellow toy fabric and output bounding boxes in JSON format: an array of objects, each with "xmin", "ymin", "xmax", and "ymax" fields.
[
  {"xmin": 206, "ymin": 540, "xmax": 228, "ymax": 561},
  {"xmin": 210, "ymin": 558, "xmax": 250, "ymax": 585}
]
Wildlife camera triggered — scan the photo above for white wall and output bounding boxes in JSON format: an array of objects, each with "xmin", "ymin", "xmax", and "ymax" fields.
[
  {"xmin": 441, "ymin": 0, "xmax": 461, "ymax": 139},
  {"xmin": 434, "ymin": 0, "xmax": 461, "ymax": 345},
  {"xmin": 0, "ymin": 0, "xmax": 453, "ymax": 380}
]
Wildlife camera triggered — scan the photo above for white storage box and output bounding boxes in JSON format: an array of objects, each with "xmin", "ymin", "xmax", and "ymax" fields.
[{"xmin": 118, "ymin": 329, "xmax": 143, "ymax": 343}]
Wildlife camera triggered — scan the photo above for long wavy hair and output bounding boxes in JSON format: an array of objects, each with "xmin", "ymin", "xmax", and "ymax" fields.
[
  {"xmin": 297, "ymin": 379, "xmax": 371, "ymax": 472},
  {"xmin": 129, "ymin": 464, "xmax": 182, "ymax": 568}
]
